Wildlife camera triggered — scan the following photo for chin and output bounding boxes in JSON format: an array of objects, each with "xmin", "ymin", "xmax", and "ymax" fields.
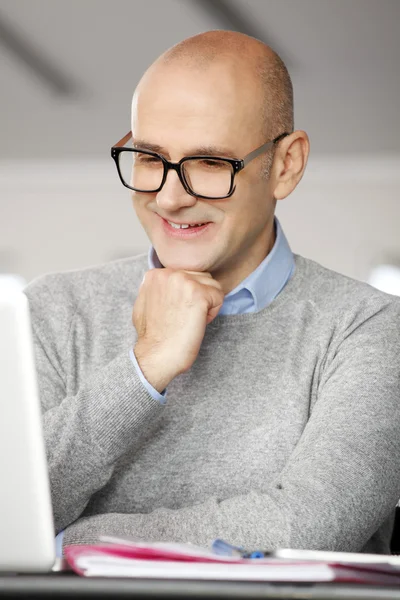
[{"xmin": 156, "ymin": 250, "xmax": 213, "ymax": 273}]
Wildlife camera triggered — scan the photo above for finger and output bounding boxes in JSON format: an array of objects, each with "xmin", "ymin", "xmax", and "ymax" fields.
[
  {"xmin": 205, "ymin": 284, "xmax": 225, "ymax": 311},
  {"xmin": 199, "ymin": 278, "xmax": 224, "ymax": 292},
  {"xmin": 206, "ymin": 303, "xmax": 223, "ymax": 324},
  {"xmin": 182, "ymin": 270, "xmax": 213, "ymax": 278},
  {"xmin": 182, "ymin": 271, "xmax": 223, "ymax": 291}
]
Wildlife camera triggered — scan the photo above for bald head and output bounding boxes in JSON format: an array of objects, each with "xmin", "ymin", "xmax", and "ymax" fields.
[
  {"xmin": 132, "ymin": 30, "xmax": 294, "ymax": 181},
  {"xmin": 156, "ymin": 30, "xmax": 294, "ymax": 139}
]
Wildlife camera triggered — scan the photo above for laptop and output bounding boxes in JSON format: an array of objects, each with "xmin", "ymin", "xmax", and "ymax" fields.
[{"xmin": 0, "ymin": 275, "xmax": 57, "ymax": 572}]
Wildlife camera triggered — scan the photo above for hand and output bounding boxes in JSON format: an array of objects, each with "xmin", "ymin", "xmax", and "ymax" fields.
[{"xmin": 132, "ymin": 269, "xmax": 224, "ymax": 392}]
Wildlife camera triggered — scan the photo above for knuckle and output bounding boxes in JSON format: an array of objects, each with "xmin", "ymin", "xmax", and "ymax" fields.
[
  {"xmin": 146, "ymin": 268, "xmax": 156, "ymax": 279},
  {"xmin": 189, "ymin": 281, "xmax": 207, "ymax": 305},
  {"xmin": 145, "ymin": 267, "xmax": 171, "ymax": 288},
  {"xmin": 170, "ymin": 270, "xmax": 186, "ymax": 283},
  {"xmin": 142, "ymin": 269, "xmax": 154, "ymax": 286},
  {"xmin": 185, "ymin": 278, "xmax": 199, "ymax": 294}
]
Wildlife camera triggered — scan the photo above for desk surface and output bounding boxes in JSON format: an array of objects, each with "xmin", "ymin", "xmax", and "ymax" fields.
[{"xmin": 2, "ymin": 575, "xmax": 400, "ymax": 600}]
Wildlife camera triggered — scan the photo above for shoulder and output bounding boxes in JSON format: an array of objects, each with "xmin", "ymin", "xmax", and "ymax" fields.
[
  {"xmin": 25, "ymin": 253, "xmax": 148, "ymax": 300},
  {"xmin": 24, "ymin": 253, "xmax": 149, "ymax": 326},
  {"xmin": 293, "ymin": 254, "xmax": 400, "ymax": 328}
]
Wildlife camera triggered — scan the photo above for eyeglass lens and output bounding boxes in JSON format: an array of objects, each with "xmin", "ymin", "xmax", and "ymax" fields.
[{"xmin": 118, "ymin": 150, "xmax": 233, "ymax": 198}]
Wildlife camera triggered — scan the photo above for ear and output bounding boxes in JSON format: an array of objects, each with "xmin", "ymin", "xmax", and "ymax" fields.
[{"xmin": 272, "ymin": 131, "xmax": 310, "ymax": 200}]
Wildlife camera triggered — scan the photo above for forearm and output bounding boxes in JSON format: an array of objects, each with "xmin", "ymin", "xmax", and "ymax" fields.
[
  {"xmin": 61, "ymin": 405, "xmax": 400, "ymax": 553},
  {"xmin": 62, "ymin": 493, "xmax": 289, "ymax": 551},
  {"xmin": 44, "ymin": 351, "xmax": 164, "ymax": 533},
  {"xmin": 62, "ymin": 451, "xmax": 398, "ymax": 554}
]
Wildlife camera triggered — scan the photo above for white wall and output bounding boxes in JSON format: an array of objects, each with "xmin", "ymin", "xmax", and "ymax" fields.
[
  {"xmin": 276, "ymin": 155, "xmax": 400, "ymax": 282},
  {"xmin": 1, "ymin": 155, "xmax": 399, "ymax": 284}
]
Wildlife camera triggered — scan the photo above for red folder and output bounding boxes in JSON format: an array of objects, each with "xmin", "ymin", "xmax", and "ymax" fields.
[{"xmin": 64, "ymin": 538, "xmax": 400, "ymax": 584}]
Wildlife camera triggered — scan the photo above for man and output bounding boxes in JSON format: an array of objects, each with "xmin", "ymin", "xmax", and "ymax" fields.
[{"xmin": 25, "ymin": 30, "xmax": 400, "ymax": 554}]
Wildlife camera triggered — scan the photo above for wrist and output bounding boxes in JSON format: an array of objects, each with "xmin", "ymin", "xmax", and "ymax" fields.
[{"xmin": 133, "ymin": 342, "xmax": 178, "ymax": 392}]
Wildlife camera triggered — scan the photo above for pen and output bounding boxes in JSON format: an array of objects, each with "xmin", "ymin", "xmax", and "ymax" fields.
[
  {"xmin": 242, "ymin": 550, "xmax": 271, "ymax": 559},
  {"xmin": 211, "ymin": 538, "xmax": 244, "ymax": 557},
  {"xmin": 212, "ymin": 539, "xmax": 272, "ymax": 559}
]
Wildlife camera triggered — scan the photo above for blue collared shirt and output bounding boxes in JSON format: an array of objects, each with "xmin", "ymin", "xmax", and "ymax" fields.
[{"xmin": 55, "ymin": 217, "xmax": 294, "ymax": 557}]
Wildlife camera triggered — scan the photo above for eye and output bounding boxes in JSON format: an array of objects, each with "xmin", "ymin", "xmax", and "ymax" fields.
[
  {"xmin": 199, "ymin": 159, "xmax": 225, "ymax": 169},
  {"xmin": 136, "ymin": 154, "xmax": 162, "ymax": 164}
]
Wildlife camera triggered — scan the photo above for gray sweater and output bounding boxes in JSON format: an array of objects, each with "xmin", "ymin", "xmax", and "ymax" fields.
[{"xmin": 24, "ymin": 253, "xmax": 400, "ymax": 554}]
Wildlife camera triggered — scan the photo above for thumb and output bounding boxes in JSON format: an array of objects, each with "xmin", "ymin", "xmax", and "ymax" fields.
[{"xmin": 206, "ymin": 302, "xmax": 223, "ymax": 324}]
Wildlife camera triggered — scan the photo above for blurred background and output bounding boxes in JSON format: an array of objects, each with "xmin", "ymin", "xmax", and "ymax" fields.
[{"xmin": 1, "ymin": 0, "xmax": 399, "ymax": 291}]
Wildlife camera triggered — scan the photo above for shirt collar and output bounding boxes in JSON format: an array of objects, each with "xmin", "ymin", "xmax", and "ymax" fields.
[
  {"xmin": 222, "ymin": 217, "xmax": 294, "ymax": 312},
  {"xmin": 148, "ymin": 216, "xmax": 294, "ymax": 313},
  {"xmin": 148, "ymin": 246, "xmax": 164, "ymax": 269}
]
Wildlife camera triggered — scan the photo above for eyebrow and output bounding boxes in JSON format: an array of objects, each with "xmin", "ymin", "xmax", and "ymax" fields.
[{"xmin": 132, "ymin": 139, "xmax": 238, "ymax": 159}]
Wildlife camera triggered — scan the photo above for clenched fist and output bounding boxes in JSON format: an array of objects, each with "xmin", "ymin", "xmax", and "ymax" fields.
[{"xmin": 132, "ymin": 268, "xmax": 224, "ymax": 392}]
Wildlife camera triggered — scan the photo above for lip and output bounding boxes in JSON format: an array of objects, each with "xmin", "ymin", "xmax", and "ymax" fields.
[{"xmin": 159, "ymin": 216, "xmax": 213, "ymax": 239}]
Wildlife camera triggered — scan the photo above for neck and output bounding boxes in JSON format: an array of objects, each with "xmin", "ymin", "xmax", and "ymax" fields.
[{"xmin": 212, "ymin": 218, "xmax": 276, "ymax": 295}]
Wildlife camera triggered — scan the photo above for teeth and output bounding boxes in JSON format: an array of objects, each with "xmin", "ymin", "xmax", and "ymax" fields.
[{"xmin": 167, "ymin": 221, "xmax": 205, "ymax": 229}]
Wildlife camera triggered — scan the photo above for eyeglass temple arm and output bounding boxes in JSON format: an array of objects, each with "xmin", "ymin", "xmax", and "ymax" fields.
[
  {"xmin": 242, "ymin": 132, "xmax": 290, "ymax": 167},
  {"xmin": 113, "ymin": 131, "xmax": 132, "ymax": 148},
  {"xmin": 113, "ymin": 130, "xmax": 289, "ymax": 156}
]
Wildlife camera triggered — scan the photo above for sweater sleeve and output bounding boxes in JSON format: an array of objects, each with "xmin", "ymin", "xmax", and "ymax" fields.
[
  {"xmin": 62, "ymin": 299, "xmax": 400, "ymax": 552},
  {"xmin": 24, "ymin": 275, "xmax": 164, "ymax": 534}
]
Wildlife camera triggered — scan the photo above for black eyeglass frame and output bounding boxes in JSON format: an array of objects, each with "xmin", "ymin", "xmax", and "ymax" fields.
[{"xmin": 111, "ymin": 130, "xmax": 290, "ymax": 200}]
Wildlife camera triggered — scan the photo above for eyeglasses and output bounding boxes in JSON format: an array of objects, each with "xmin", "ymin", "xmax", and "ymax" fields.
[{"xmin": 111, "ymin": 131, "xmax": 289, "ymax": 200}]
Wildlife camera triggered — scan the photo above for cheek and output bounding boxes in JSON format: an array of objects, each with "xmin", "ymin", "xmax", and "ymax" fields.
[
  {"xmin": 223, "ymin": 186, "xmax": 272, "ymax": 240},
  {"xmin": 131, "ymin": 191, "xmax": 142, "ymax": 209},
  {"xmin": 132, "ymin": 192, "xmax": 151, "ymax": 224}
]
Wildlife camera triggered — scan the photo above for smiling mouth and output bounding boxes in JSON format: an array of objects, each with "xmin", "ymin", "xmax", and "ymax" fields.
[
  {"xmin": 166, "ymin": 220, "xmax": 209, "ymax": 229},
  {"xmin": 160, "ymin": 216, "xmax": 212, "ymax": 237}
]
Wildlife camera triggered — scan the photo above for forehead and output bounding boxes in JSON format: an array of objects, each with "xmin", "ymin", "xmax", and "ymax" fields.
[{"xmin": 132, "ymin": 63, "xmax": 261, "ymax": 155}]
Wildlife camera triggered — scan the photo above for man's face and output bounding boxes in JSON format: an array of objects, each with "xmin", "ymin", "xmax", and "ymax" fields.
[{"xmin": 131, "ymin": 62, "xmax": 276, "ymax": 284}]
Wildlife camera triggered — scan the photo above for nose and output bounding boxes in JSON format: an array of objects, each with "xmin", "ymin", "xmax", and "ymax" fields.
[{"xmin": 156, "ymin": 169, "xmax": 197, "ymax": 212}]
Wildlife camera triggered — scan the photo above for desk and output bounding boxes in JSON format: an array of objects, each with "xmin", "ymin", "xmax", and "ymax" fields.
[{"xmin": 2, "ymin": 576, "xmax": 400, "ymax": 600}]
